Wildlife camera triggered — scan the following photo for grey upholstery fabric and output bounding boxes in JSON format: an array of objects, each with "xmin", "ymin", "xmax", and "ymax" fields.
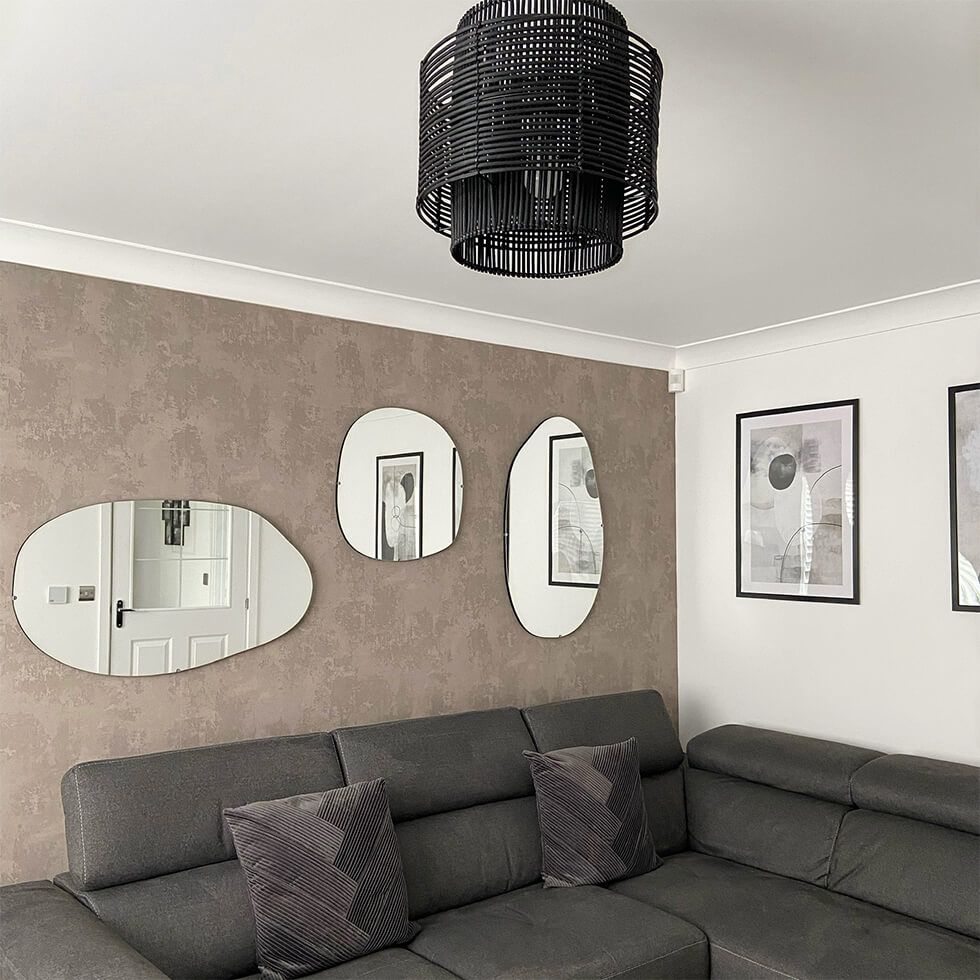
[
  {"xmin": 685, "ymin": 768, "xmax": 847, "ymax": 885},
  {"xmin": 335, "ymin": 707, "xmax": 541, "ymax": 918},
  {"xmin": 62, "ymin": 732, "xmax": 342, "ymax": 890},
  {"xmin": 522, "ymin": 690, "xmax": 685, "ymax": 775},
  {"xmin": 334, "ymin": 708, "xmax": 534, "ymax": 821},
  {"xmin": 0, "ymin": 880, "xmax": 167, "ymax": 980},
  {"xmin": 396, "ymin": 797, "xmax": 541, "ymax": 918},
  {"xmin": 707, "ymin": 946, "xmax": 801, "ymax": 980},
  {"xmin": 523, "ymin": 691, "xmax": 688, "ymax": 859},
  {"xmin": 236, "ymin": 949, "xmax": 460, "ymax": 979},
  {"xmin": 611, "ymin": 852, "xmax": 980, "ymax": 980},
  {"xmin": 850, "ymin": 754, "xmax": 980, "ymax": 834},
  {"xmin": 686, "ymin": 725, "xmax": 881, "ymax": 805},
  {"xmin": 525, "ymin": 738, "xmax": 659, "ymax": 888},
  {"xmin": 225, "ymin": 780, "xmax": 418, "ymax": 979},
  {"xmin": 411, "ymin": 884, "xmax": 708, "ymax": 980},
  {"xmin": 55, "ymin": 859, "xmax": 257, "ymax": 980},
  {"xmin": 642, "ymin": 769, "xmax": 687, "ymax": 856},
  {"xmin": 829, "ymin": 809, "xmax": 980, "ymax": 938}
]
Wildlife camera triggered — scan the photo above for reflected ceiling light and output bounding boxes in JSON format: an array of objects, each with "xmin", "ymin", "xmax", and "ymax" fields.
[{"xmin": 417, "ymin": 0, "xmax": 663, "ymax": 279}]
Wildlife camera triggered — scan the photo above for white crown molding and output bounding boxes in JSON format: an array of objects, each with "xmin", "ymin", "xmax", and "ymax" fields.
[
  {"xmin": 674, "ymin": 279, "xmax": 980, "ymax": 371},
  {"xmin": 0, "ymin": 219, "xmax": 674, "ymax": 371},
  {"xmin": 2, "ymin": 219, "xmax": 977, "ymax": 374}
]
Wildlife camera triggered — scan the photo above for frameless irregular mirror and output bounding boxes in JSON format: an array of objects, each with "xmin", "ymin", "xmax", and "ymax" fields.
[
  {"xmin": 505, "ymin": 417, "xmax": 603, "ymax": 637},
  {"xmin": 337, "ymin": 408, "xmax": 463, "ymax": 561},
  {"xmin": 12, "ymin": 500, "xmax": 313, "ymax": 676}
]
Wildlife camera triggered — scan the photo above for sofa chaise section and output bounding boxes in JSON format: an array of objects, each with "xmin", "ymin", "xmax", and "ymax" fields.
[{"xmin": 610, "ymin": 726, "xmax": 980, "ymax": 979}]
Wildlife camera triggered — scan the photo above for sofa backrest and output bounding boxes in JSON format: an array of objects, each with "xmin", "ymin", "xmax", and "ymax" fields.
[
  {"xmin": 685, "ymin": 725, "xmax": 882, "ymax": 886},
  {"xmin": 522, "ymin": 689, "xmax": 688, "ymax": 855},
  {"xmin": 58, "ymin": 732, "xmax": 343, "ymax": 979},
  {"xmin": 55, "ymin": 690, "xmax": 686, "ymax": 974},
  {"xmin": 334, "ymin": 707, "xmax": 541, "ymax": 919},
  {"xmin": 828, "ymin": 755, "xmax": 980, "ymax": 938}
]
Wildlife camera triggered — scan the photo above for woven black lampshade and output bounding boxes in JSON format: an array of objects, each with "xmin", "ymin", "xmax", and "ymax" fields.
[{"xmin": 417, "ymin": 0, "xmax": 662, "ymax": 278}]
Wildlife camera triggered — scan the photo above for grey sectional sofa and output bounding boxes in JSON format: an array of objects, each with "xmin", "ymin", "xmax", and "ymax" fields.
[{"xmin": 1, "ymin": 690, "xmax": 978, "ymax": 980}]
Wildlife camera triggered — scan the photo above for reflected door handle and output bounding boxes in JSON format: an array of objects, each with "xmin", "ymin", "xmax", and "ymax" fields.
[{"xmin": 115, "ymin": 599, "xmax": 135, "ymax": 628}]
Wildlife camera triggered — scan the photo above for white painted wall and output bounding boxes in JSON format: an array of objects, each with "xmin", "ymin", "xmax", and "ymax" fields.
[
  {"xmin": 254, "ymin": 515, "xmax": 313, "ymax": 647},
  {"xmin": 676, "ymin": 307, "xmax": 980, "ymax": 764}
]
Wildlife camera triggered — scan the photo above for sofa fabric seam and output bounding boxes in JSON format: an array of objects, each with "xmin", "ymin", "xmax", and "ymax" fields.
[
  {"xmin": 687, "ymin": 763, "xmax": 855, "ymax": 807},
  {"xmin": 824, "ymin": 806, "xmax": 851, "ymax": 886},
  {"xmin": 73, "ymin": 766, "xmax": 88, "ymax": 888},
  {"xmin": 0, "ymin": 947, "xmax": 28, "ymax": 980},
  {"xmin": 332, "ymin": 731, "xmax": 351, "ymax": 785},
  {"xmin": 596, "ymin": 938, "xmax": 707, "ymax": 980},
  {"xmin": 712, "ymin": 943, "xmax": 800, "ymax": 980}
]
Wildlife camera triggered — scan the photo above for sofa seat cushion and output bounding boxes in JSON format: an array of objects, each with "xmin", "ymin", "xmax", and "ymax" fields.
[
  {"xmin": 611, "ymin": 852, "xmax": 980, "ymax": 980},
  {"xmin": 237, "ymin": 948, "xmax": 459, "ymax": 978},
  {"xmin": 410, "ymin": 883, "xmax": 708, "ymax": 979}
]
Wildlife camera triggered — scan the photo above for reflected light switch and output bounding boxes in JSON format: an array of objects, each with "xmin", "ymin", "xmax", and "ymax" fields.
[{"xmin": 47, "ymin": 586, "xmax": 70, "ymax": 604}]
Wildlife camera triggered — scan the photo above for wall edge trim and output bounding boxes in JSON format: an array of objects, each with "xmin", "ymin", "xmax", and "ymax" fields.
[
  {"xmin": 0, "ymin": 219, "xmax": 674, "ymax": 371},
  {"xmin": 2, "ymin": 218, "xmax": 977, "ymax": 373}
]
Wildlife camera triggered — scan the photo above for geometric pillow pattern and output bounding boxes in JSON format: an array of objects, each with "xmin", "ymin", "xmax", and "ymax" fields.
[
  {"xmin": 224, "ymin": 779, "xmax": 419, "ymax": 980},
  {"xmin": 524, "ymin": 737, "xmax": 660, "ymax": 888}
]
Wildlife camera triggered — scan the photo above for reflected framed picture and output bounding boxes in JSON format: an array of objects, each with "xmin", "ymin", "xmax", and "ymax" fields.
[
  {"xmin": 736, "ymin": 399, "xmax": 859, "ymax": 603},
  {"xmin": 949, "ymin": 383, "xmax": 980, "ymax": 611},
  {"xmin": 549, "ymin": 432, "xmax": 603, "ymax": 587},
  {"xmin": 376, "ymin": 453, "xmax": 423, "ymax": 561}
]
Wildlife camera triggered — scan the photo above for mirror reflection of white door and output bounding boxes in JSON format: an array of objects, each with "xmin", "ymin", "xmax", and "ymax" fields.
[{"xmin": 109, "ymin": 501, "xmax": 249, "ymax": 675}]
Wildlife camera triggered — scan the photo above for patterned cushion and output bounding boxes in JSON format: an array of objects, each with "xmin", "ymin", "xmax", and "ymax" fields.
[
  {"xmin": 224, "ymin": 779, "xmax": 419, "ymax": 980},
  {"xmin": 524, "ymin": 737, "xmax": 660, "ymax": 888}
]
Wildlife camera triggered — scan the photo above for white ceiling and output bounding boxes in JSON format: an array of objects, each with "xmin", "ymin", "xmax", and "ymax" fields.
[{"xmin": 2, "ymin": 0, "xmax": 978, "ymax": 348}]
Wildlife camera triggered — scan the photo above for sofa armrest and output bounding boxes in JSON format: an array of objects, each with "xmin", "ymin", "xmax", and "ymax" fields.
[{"xmin": 0, "ymin": 880, "xmax": 167, "ymax": 980}]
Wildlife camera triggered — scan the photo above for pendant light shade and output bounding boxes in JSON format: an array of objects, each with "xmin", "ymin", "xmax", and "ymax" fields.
[{"xmin": 417, "ymin": 0, "xmax": 662, "ymax": 278}]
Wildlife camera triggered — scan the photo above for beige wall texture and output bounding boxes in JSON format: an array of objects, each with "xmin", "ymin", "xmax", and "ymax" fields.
[{"xmin": 0, "ymin": 262, "xmax": 677, "ymax": 883}]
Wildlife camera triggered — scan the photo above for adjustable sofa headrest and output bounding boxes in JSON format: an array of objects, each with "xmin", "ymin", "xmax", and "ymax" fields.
[
  {"xmin": 686, "ymin": 725, "xmax": 882, "ymax": 805},
  {"xmin": 522, "ymin": 689, "xmax": 684, "ymax": 775}
]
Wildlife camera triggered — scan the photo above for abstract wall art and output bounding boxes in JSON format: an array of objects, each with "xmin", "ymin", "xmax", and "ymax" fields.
[
  {"xmin": 949, "ymin": 383, "xmax": 980, "ymax": 611},
  {"xmin": 376, "ymin": 453, "xmax": 423, "ymax": 561},
  {"xmin": 736, "ymin": 400, "xmax": 859, "ymax": 603},
  {"xmin": 549, "ymin": 432, "xmax": 603, "ymax": 588}
]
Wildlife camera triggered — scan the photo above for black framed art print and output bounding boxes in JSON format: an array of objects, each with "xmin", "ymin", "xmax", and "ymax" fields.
[{"xmin": 736, "ymin": 399, "xmax": 859, "ymax": 603}]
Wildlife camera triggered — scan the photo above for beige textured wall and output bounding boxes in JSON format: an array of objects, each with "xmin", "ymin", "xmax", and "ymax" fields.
[{"xmin": 0, "ymin": 262, "xmax": 677, "ymax": 884}]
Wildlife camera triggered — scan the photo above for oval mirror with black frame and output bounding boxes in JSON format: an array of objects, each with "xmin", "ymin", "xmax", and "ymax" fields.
[
  {"xmin": 12, "ymin": 500, "xmax": 313, "ymax": 676},
  {"xmin": 337, "ymin": 408, "xmax": 463, "ymax": 561},
  {"xmin": 505, "ymin": 417, "xmax": 603, "ymax": 637}
]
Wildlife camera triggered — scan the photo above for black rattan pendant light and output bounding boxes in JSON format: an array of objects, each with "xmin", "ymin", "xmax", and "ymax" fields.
[{"xmin": 417, "ymin": 0, "xmax": 662, "ymax": 278}]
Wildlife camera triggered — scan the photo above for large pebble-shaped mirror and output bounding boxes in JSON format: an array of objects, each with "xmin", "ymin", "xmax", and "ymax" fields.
[
  {"xmin": 337, "ymin": 408, "xmax": 463, "ymax": 560},
  {"xmin": 12, "ymin": 500, "xmax": 312, "ymax": 676},
  {"xmin": 505, "ymin": 417, "xmax": 603, "ymax": 637}
]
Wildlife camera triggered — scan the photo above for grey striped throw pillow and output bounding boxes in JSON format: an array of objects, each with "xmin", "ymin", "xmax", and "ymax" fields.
[
  {"xmin": 225, "ymin": 778, "xmax": 419, "ymax": 980},
  {"xmin": 524, "ymin": 737, "xmax": 660, "ymax": 888}
]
